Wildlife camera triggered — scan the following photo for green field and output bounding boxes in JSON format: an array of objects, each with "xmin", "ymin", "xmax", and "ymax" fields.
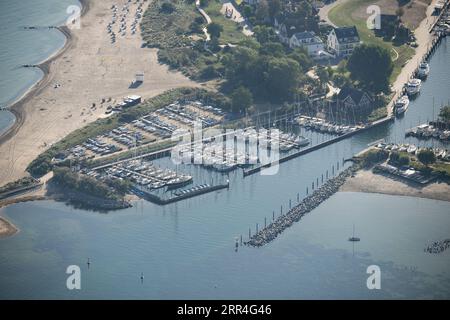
[
  {"xmin": 203, "ymin": 0, "xmax": 248, "ymax": 44},
  {"xmin": 328, "ymin": 0, "xmax": 415, "ymax": 82}
]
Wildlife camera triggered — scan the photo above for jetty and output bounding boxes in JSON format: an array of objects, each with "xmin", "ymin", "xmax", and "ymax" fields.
[
  {"xmin": 131, "ymin": 182, "xmax": 229, "ymax": 205},
  {"xmin": 243, "ymin": 116, "xmax": 394, "ymax": 177},
  {"xmin": 244, "ymin": 165, "xmax": 358, "ymax": 247}
]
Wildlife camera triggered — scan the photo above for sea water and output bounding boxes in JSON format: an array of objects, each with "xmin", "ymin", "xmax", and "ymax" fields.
[{"xmin": 0, "ymin": 0, "xmax": 80, "ymax": 133}]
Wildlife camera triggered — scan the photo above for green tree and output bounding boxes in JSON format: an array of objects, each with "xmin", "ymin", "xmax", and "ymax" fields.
[
  {"xmin": 439, "ymin": 105, "xmax": 450, "ymax": 123},
  {"xmin": 398, "ymin": 154, "xmax": 410, "ymax": 166},
  {"xmin": 242, "ymin": 5, "xmax": 253, "ymax": 18},
  {"xmin": 347, "ymin": 44, "xmax": 393, "ymax": 93},
  {"xmin": 266, "ymin": 58, "xmax": 301, "ymax": 101},
  {"xmin": 231, "ymin": 86, "xmax": 253, "ymax": 113},
  {"xmin": 160, "ymin": 2, "xmax": 176, "ymax": 14},
  {"xmin": 288, "ymin": 48, "xmax": 313, "ymax": 72},
  {"xmin": 316, "ymin": 66, "xmax": 330, "ymax": 91},
  {"xmin": 207, "ymin": 22, "xmax": 223, "ymax": 39},
  {"xmin": 417, "ymin": 149, "xmax": 436, "ymax": 167},
  {"xmin": 253, "ymin": 25, "xmax": 277, "ymax": 44},
  {"xmin": 268, "ymin": 0, "xmax": 281, "ymax": 19},
  {"xmin": 255, "ymin": 0, "xmax": 269, "ymax": 22},
  {"xmin": 332, "ymin": 73, "xmax": 349, "ymax": 88},
  {"xmin": 259, "ymin": 42, "xmax": 285, "ymax": 57}
]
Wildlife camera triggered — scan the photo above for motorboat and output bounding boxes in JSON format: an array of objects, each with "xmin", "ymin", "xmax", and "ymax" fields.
[
  {"xmin": 395, "ymin": 95, "xmax": 410, "ymax": 115},
  {"xmin": 406, "ymin": 78, "xmax": 422, "ymax": 96},
  {"xmin": 417, "ymin": 62, "xmax": 430, "ymax": 78}
]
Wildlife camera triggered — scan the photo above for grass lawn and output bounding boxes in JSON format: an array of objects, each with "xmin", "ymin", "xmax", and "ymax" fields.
[
  {"xmin": 431, "ymin": 162, "xmax": 450, "ymax": 176},
  {"xmin": 203, "ymin": 0, "xmax": 248, "ymax": 45},
  {"xmin": 328, "ymin": 0, "xmax": 415, "ymax": 83}
]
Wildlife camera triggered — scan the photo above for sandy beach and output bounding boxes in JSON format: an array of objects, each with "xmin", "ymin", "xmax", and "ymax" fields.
[
  {"xmin": 0, "ymin": 0, "xmax": 198, "ymax": 186},
  {"xmin": 340, "ymin": 169, "xmax": 450, "ymax": 202}
]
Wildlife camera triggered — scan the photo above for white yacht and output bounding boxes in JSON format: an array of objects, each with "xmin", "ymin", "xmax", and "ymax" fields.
[
  {"xmin": 406, "ymin": 78, "xmax": 422, "ymax": 96},
  {"xmin": 395, "ymin": 95, "xmax": 410, "ymax": 115},
  {"xmin": 417, "ymin": 62, "xmax": 430, "ymax": 78}
]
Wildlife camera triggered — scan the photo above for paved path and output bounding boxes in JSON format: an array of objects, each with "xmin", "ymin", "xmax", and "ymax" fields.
[
  {"xmin": 221, "ymin": 2, "xmax": 253, "ymax": 36},
  {"xmin": 318, "ymin": 0, "xmax": 346, "ymax": 27},
  {"xmin": 196, "ymin": 0, "xmax": 211, "ymax": 41}
]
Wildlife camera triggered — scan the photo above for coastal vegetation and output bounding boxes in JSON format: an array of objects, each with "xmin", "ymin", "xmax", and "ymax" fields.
[
  {"xmin": 51, "ymin": 167, "xmax": 128, "ymax": 201},
  {"xmin": 0, "ymin": 177, "xmax": 38, "ymax": 195},
  {"xmin": 359, "ymin": 148, "xmax": 389, "ymax": 168},
  {"xmin": 140, "ymin": 0, "xmax": 212, "ymax": 78},
  {"xmin": 385, "ymin": 148, "xmax": 450, "ymax": 181},
  {"xmin": 417, "ymin": 149, "xmax": 436, "ymax": 166}
]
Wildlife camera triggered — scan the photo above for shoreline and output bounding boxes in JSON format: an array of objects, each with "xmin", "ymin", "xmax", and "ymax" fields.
[
  {"xmin": 0, "ymin": 0, "xmax": 197, "ymax": 186},
  {"xmin": 340, "ymin": 169, "xmax": 450, "ymax": 202},
  {"xmin": 0, "ymin": 216, "xmax": 18, "ymax": 239},
  {"xmin": 0, "ymin": 195, "xmax": 48, "ymax": 239},
  {"xmin": 0, "ymin": 0, "xmax": 90, "ymax": 146}
]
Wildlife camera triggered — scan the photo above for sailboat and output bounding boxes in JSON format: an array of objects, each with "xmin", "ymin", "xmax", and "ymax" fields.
[{"xmin": 348, "ymin": 224, "xmax": 360, "ymax": 242}]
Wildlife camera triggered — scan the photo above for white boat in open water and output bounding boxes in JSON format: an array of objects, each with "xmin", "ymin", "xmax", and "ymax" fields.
[{"xmin": 406, "ymin": 78, "xmax": 422, "ymax": 96}]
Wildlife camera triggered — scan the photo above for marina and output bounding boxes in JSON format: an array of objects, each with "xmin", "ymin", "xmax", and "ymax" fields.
[
  {"xmin": 405, "ymin": 122, "xmax": 450, "ymax": 142},
  {"xmin": 1, "ymin": 0, "xmax": 450, "ymax": 300}
]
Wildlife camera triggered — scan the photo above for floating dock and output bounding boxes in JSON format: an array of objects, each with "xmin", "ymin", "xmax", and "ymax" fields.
[
  {"xmin": 131, "ymin": 182, "xmax": 229, "ymax": 205},
  {"xmin": 243, "ymin": 116, "xmax": 394, "ymax": 177}
]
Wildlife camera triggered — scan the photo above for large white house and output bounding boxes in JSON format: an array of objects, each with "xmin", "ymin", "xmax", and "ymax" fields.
[
  {"xmin": 289, "ymin": 31, "xmax": 325, "ymax": 59},
  {"xmin": 327, "ymin": 26, "xmax": 360, "ymax": 58}
]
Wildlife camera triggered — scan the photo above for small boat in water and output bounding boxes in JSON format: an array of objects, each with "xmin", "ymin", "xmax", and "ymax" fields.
[
  {"xmin": 348, "ymin": 224, "xmax": 360, "ymax": 242},
  {"xmin": 406, "ymin": 78, "xmax": 422, "ymax": 96},
  {"xmin": 395, "ymin": 95, "xmax": 410, "ymax": 115},
  {"xmin": 417, "ymin": 62, "xmax": 430, "ymax": 78}
]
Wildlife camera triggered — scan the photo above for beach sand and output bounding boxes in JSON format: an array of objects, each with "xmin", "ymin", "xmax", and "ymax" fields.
[
  {"xmin": 340, "ymin": 169, "xmax": 450, "ymax": 202},
  {"xmin": 0, "ymin": 216, "xmax": 18, "ymax": 238},
  {"xmin": 0, "ymin": 0, "xmax": 199, "ymax": 186}
]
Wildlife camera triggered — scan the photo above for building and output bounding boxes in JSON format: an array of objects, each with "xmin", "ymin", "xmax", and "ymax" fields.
[
  {"xmin": 289, "ymin": 31, "xmax": 325, "ymax": 59},
  {"xmin": 336, "ymin": 86, "xmax": 372, "ymax": 111},
  {"xmin": 327, "ymin": 26, "xmax": 360, "ymax": 58}
]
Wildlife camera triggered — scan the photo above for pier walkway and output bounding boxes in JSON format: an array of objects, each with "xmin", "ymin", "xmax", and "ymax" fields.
[{"xmin": 243, "ymin": 116, "xmax": 394, "ymax": 177}]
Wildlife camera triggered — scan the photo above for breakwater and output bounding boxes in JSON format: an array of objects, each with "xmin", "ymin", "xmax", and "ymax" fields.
[
  {"xmin": 424, "ymin": 239, "xmax": 450, "ymax": 254},
  {"xmin": 244, "ymin": 165, "xmax": 358, "ymax": 247}
]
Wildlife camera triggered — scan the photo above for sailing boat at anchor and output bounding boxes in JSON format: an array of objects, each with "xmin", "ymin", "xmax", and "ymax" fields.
[{"xmin": 348, "ymin": 224, "xmax": 360, "ymax": 242}]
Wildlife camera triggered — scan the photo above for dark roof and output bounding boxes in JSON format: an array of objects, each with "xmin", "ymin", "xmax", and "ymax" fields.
[
  {"xmin": 337, "ymin": 86, "xmax": 371, "ymax": 104},
  {"xmin": 334, "ymin": 26, "xmax": 359, "ymax": 41},
  {"xmin": 292, "ymin": 31, "xmax": 316, "ymax": 40}
]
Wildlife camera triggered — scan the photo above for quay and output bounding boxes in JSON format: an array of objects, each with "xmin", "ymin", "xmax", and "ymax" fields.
[
  {"xmin": 244, "ymin": 165, "xmax": 358, "ymax": 247},
  {"xmin": 131, "ymin": 182, "xmax": 229, "ymax": 205},
  {"xmin": 243, "ymin": 116, "xmax": 394, "ymax": 177}
]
